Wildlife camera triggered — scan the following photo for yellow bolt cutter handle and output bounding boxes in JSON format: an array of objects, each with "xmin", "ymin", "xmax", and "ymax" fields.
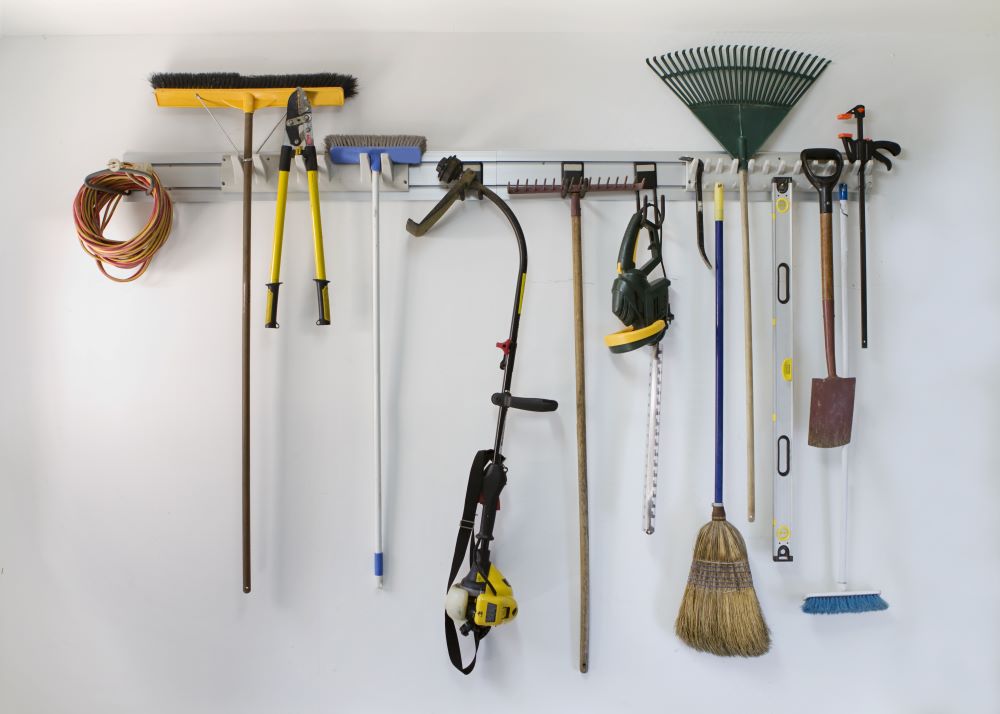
[
  {"xmin": 304, "ymin": 145, "xmax": 331, "ymax": 325},
  {"xmin": 264, "ymin": 145, "xmax": 293, "ymax": 328}
]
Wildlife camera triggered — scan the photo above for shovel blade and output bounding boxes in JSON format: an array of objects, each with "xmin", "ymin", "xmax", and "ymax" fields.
[{"xmin": 808, "ymin": 377, "xmax": 857, "ymax": 448}]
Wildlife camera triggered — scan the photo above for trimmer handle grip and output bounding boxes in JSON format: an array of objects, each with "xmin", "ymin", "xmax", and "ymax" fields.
[
  {"xmin": 491, "ymin": 392, "xmax": 559, "ymax": 412},
  {"xmin": 477, "ymin": 461, "xmax": 508, "ymax": 543}
]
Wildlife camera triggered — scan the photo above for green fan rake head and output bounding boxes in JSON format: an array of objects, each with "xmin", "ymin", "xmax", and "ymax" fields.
[{"xmin": 646, "ymin": 46, "xmax": 830, "ymax": 167}]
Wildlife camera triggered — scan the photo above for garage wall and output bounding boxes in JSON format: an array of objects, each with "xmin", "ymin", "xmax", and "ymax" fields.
[{"xmin": 1, "ymin": 29, "xmax": 997, "ymax": 713}]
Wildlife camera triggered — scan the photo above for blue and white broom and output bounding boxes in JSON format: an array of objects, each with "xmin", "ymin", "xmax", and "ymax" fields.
[
  {"xmin": 326, "ymin": 135, "xmax": 427, "ymax": 589},
  {"xmin": 802, "ymin": 184, "xmax": 888, "ymax": 614}
]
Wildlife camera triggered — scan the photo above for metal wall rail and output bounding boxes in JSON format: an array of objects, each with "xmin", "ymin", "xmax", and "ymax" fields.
[{"xmin": 122, "ymin": 150, "xmax": 882, "ymax": 204}]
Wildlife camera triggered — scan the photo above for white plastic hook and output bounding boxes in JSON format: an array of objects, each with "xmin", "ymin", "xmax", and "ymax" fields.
[
  {"xmin": 747, "ymin": 158, "xmax": 756, "ymax": 174},
  {"xmin": 360, "ymin": 152, "xmax": 372, "ymax": 183},
  {"xmin": 792, "ymin": 160, "xmax": 803, "ymax": 175}
]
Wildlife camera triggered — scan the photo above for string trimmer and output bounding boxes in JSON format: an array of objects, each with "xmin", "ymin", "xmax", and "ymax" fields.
[
  {"xmin": 407, "ymin": 156, "xmax": 558, "ymax": 675},
  {"xmin": 604, "ymin": 186, "xmax": 673, "ymax": 535},
  {"xmin": 647, "ymin": 46, "xmax": 830, "ymax": 522}
]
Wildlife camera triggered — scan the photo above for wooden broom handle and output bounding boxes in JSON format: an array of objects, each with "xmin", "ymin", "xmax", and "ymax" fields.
[
  {"xmin": 242, "ymin": 111, "xmax": 253, "ymax": 594},
  {"xmin": 739, "ymin": 170, "xmax": 755, "ymax": 523},
  {"xmin": 820, "ymin": 212, "xmax": 838, "ymax": 378},
  {"xmin": 570, "ymin": 196, "xmax": 590, "ymax": 674}
]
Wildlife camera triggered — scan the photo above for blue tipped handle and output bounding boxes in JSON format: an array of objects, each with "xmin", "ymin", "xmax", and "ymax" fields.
[
  {"xmin": 329, "ymin": 146, "xmax": 425, "ymax": 172},
  {"xmin": 374, "ymin": 552, "xmax": 383, "ymax": 577},
  {"xmin": 839, "ymin": 183, "xmax": 848, "ymax": 201},
  {"xmin": 714, "ymin": 213, "xmax": 724, "ymax": 505}
]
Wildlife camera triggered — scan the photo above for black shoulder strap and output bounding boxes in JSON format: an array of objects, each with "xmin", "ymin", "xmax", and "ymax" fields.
[{"xmin": 445, "ymin": 449, "xmax": 494, "ymax": 674}]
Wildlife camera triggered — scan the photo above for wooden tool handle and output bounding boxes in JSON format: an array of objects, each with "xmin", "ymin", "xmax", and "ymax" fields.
[
  {"xmin": 820, "ymin": 212, "xmax": 838, "ymax": 378},
  {"xmin": 242, "ymin": 111, "xmax": 253, "ymax": 594},
  {"xmin": 570, "ymin": 203, "xmax": 590, "ymax": 674},
  {"xmin": 739, "ymin": 170, "xmax": 755, "ymax": 523}
]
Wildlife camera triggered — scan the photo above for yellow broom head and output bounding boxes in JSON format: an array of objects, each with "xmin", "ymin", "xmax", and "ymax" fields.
[{"xmin": 675, "ymin": 505, "xmax": 771, "ymax": 657}]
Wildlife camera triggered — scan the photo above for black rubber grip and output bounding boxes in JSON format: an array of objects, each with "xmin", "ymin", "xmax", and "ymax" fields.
[
  {"xmin": 314, "ymin": 279, "xmax": 330, "ymax": 326},
  {"xmin": 303, "ymin": 145, "xmax": 318, "ymax": 172},
  {"xmin": 279, "ymin": 144, "xmax": 294, "ymax": 171},
  {"xmin": 491, "ymin": 392, "xmax": 559, "ymax": 412},
  {"xmin": 477, "ymin": 462, "xmax": 507, "ymax": 542},
  {"xmin": 265, "ymin": 283, "xmax": 281, "ymax": 328}
]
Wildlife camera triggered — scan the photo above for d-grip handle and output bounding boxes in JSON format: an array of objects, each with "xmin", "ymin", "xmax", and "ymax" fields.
[
  {"xmin": 800, "ymin": 148, "xmax": 844, "ymax": 214},
  {"xmin": 491, "ymin": 392, "xmax": 559, "ymax": 412}
]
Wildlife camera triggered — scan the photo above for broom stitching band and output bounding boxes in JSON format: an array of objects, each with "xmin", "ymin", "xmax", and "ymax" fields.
[{"xmin": 688, "ymin": 559, "xmax": 754, "ymax": 592}]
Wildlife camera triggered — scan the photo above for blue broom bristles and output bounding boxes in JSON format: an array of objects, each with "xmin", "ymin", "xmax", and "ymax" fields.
[{"xmin": 802, "ymin": 592, "xmax": 889, "ymax": 614}]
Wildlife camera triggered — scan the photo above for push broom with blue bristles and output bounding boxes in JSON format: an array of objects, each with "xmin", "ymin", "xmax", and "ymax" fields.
[
  {"xmin": 802, "ymin": 184, "xmax": 888, "ymax": 615},
  {"xmin": 325, "ymin": 135, "xmax": 427, "ymax": 589}
]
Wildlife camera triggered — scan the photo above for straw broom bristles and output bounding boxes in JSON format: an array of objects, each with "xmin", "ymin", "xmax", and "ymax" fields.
[{"xmin": 675, "ymin": 505, "xmax": 771, "ymax": 657}]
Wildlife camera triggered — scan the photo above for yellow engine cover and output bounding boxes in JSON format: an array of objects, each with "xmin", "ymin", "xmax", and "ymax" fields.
[{"xmin": 472, "ymin": 564, "xmax": 518, "ymax": 627}]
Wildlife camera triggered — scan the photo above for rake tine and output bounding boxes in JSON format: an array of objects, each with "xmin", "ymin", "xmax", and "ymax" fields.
[
  {"xmin": 664, "ymin": 51, "xmax": 698, "ymax": 105},
  {"xmin": 678, "ymin": 50, "xmax": 710, "ymax": 105}
]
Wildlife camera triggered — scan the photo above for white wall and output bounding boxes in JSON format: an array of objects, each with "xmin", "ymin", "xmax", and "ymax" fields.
[{"xmin": 1, "ymin": 29, "xmax": 998, "ymax": 713}]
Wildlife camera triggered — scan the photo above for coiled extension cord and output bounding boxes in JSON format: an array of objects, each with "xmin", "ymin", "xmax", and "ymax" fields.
[{"xmin": 73, "ymin": 160, "xmax": 174, "ymax": 282}]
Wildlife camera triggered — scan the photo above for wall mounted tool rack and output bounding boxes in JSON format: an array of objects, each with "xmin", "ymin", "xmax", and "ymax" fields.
[{"xmin": 122, "ymin": 150, "xmax": 884, "ymax": 204}]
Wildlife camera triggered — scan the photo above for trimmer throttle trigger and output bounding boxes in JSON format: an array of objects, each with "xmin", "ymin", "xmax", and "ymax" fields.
[{"xmin": 496, "ymin": 339, "xmax": 511, "ymax": 369}]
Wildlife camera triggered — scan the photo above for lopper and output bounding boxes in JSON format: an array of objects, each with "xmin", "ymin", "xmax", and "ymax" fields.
[{"xmin": 265, "ymin": 88, "xmax": 332, "ymax": 328}]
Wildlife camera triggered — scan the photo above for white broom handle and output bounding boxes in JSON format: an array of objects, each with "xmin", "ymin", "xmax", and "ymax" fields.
[
  {"xmin": 373, "ymin": 169, "xmax": 384, "ymax": 589},
  {"xmin": 838, "ymin": 184, "xmax": 849, "ymax": 590}
]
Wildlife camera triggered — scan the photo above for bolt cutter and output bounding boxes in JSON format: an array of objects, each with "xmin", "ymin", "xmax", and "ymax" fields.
[{"xmin": 265, "ymin": 88, "xmax": 331, "ymax": 327}]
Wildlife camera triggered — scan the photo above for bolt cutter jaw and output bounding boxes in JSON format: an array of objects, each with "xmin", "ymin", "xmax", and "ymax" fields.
[{"xmin": 284, "ymin": 87, "xmax": 314, "ymax": 148}]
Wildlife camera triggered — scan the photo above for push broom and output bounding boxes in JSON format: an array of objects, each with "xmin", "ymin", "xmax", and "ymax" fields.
[
  {"xmin": 325, "ymin": 134, "xmax": 427, "ymax": 589},
  {"xmin": 801, "ymin": 184, "xmax": 887, "ymax": 614},
  {"xmin": 647, "ymin": 46, "xmax": 830, "ymax": 523},
  {"xmin": 675, "ymin": 184, "xmax": 769, "ymax": 658},
  {"xmin": 149, "ymin": 72, "xmax": 358, "ymax": 593}
]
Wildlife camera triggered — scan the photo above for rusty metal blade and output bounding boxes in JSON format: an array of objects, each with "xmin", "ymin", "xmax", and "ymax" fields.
[{"xmin": 807, "ymin": 376, "xmax": 856, "ymax": 448}]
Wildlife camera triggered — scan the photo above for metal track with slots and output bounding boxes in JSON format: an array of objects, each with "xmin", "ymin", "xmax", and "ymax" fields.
[{"xmin": 121, "ymin": 150, "xmax": 881, "ymax": 204}]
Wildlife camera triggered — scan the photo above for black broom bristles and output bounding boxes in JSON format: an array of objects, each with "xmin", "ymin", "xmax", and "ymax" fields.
[{"xmin": 149, "ymin": 72, "xmax": 358, "ymax": 98}]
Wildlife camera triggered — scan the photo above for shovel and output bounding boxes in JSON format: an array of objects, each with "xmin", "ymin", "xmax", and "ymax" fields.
[{"xmin": 801, "ymin": 149, "xmax": 855, "ymax": 448}]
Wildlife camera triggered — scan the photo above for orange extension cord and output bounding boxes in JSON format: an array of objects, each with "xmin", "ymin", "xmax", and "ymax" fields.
[{"xmin": 73, "ymin": 162, "xmax": 174, "ymax": 282}]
